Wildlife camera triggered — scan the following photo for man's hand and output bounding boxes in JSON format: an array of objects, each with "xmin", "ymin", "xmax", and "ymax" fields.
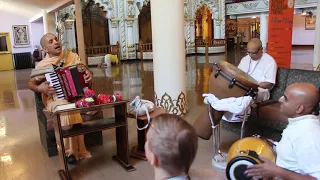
[
  {"xmin": 37, "ymin": 81, "xmax": 56, "ymax": 95},
  {"xmin": 245, "ymin": 156, "xmax": 280, "ymax": 179},
  {"xmin": 84, "ymin": 70, "xmax": 93, "ymax": 83}
]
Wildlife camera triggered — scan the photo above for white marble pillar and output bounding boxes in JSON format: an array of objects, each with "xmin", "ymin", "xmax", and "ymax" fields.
[
  {"xmin": 313, "ymin": 1, "xmax": 320, "ymax": 69},
  {"xmin": 260, "ymin": 13, "xmax": 268, "ymax": 49},
  {"xmin": 43, "ymin": 10, "xmax": 56, "ymax": 34},
  {"xmin": 151, "ymin": 0, "xmax": 187, "ymax": 115},
  {"xmin": 43, "ymin": 10, "xmax": 49, "ymax": 34},
  {"xmin": 126, "ymin": 20, "xmax": 136, "ymax": 59},
  {"xmin": 74, "ymin": 0, "xmax": 86, "ymax": 65},
  {"xmin": 109, "ymin": 20, "xmax": 120, "ymax": 45},
  {"xmin": 64, "ymin": 20, "xmax": 77, "ymax": 51},
  {"xmin": 214, "ymin": 18, "xmax": 221, "ymax": 39}
]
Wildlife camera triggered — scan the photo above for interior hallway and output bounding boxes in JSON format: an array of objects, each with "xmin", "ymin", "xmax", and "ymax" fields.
[{"xmin": 0, "ymin": 48, "xmax": 314, "ymax": 180}]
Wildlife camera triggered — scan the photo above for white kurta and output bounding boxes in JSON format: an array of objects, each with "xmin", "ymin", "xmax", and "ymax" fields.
[
  {"xmin": 222, "ymin": 53, "xmax": 277, "ymax": 122},
  {"xmin": 238, "ymin": 53, "xmax": 277, "ymax": 102},
  {"xmin": 276, "ymin": 115, "xmax": 320, "ymax": 179}
]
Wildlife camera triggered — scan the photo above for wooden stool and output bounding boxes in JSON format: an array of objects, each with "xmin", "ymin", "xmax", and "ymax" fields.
[{"xmin": 128, "ymin": 108, "xmax": 166, "ymax": 160}]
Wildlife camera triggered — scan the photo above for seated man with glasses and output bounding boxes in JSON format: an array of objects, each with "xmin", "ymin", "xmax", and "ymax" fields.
[
  {"xmin": 238, "ymin": 38, "xmax": 277, "ymax": 102},
  {"xmin": 222, "ymin": 38, "xmax": 277, "ymax": 122}
]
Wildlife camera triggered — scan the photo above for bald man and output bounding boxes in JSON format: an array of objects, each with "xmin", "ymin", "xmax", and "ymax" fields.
[
  {"xmin": 222, "ymin": 38, "xmax": 277, "ymax": 122},
  {"xmin": 28, "ymin": 33, "xmax": 93, "ymax": 164},
  {"xmin": 246, "ymin": 83, "xmax": 320, "ymax": 180}
]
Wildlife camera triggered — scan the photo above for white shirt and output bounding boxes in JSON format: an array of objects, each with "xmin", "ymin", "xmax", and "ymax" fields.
[
  {"xmin": 276, "ymin": 115, "xmax": 320, "ymax": 179},
  {"xmin": 238, "ymin": 53, "xmax": 277, "ymax": 102},
  {"xmin": 222, "ymin": 53, "xmax": 277, "ymax": 122}
]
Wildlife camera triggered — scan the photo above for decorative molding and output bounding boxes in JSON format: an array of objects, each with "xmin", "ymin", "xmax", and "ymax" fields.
[
  {"xmin": 221, "ymin": 0, "xmax": 226, "ymax": 38},
  {"xmin": 93, "ymin": 0, "xmax": 115, "ymax": 19},
  {"xmin": 227, "ymin": 0, "xmax": 317, "ymax": 15},
  {"xmin": 155, "ymin": 92, "xmax": 187, "ymax": 116},
  {"xmin": 193, "ymin": 0, "xmax": 219, "ymax": 19},
  {"xmin": 119, "ymin": 0, "xmax": 127, "ymax": 59}
]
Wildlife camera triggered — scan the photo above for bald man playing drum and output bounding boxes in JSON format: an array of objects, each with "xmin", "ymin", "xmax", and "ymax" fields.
[
  {"xmin": 246, "ymin": 83, "xmax": 320, "ymax": 180},
  {"xmin": 223, "ymin": 38, "xmax": 277, "ymax": 122}
]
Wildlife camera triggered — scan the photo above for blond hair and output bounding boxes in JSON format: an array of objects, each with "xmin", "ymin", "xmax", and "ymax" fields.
[{"xmin": 148, "ymin": 114, "xmax": 198, "ymax": 178}]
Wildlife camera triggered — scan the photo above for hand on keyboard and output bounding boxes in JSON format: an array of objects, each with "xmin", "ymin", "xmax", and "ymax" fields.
[
  {"xmin": 38, "ymin": 81, "xmax": 56, "ymax": 95},
  {"xmin": 84, "ymin": 70, "xmax": 93, "ymax": 83}
]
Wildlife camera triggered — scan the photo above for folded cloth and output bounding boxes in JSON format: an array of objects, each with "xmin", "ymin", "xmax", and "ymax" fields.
[{"xmin": 202, "ymin": 94, "xmax": 253, "ymax": 122}]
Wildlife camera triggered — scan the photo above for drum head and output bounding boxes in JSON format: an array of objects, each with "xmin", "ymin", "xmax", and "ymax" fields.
[
  {"xmin": 226, "ymin": 156, "xmax": 258, "ymax": 180},
  {"xmin": 216, "ymin": 61, "xmax": 259, "ymax": 86}
]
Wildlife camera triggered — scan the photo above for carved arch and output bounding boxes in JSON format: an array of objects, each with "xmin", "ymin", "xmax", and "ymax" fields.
[
  {"xmin": 92, "ymin": 0, "xmax": 115, "ymax": 19},
  {"xmin": 193, "ymin": 0, "xmax": 219, "ymax": 19}
]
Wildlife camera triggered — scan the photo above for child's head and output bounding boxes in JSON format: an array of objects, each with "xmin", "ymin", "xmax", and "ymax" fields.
[{"xmin": 145, "ymin": 114, "xmax": 198, "ymax": 177}]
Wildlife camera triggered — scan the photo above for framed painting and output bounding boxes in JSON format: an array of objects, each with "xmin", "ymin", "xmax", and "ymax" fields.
[
  {"xmin": 12, "ymin": 25, "xmax": 30, "ymax": 45},
  {"xmin": 305, "ymin": 15, "xmax": 316, "ymax": 30}
]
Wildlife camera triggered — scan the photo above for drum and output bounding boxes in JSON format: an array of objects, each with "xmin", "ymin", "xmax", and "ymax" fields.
[
  {"xmin": 226, "ymin": 136, "xmax": 276, "ymax": 180},
  {"xmin": 193, "ymin": 61, "xmax": 259, "ymax": 140}
]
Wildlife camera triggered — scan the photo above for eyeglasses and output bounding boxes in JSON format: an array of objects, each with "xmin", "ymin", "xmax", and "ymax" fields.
[{"xmin": 247, "ymin": 47, "xmax": 262, "ymax": 56}]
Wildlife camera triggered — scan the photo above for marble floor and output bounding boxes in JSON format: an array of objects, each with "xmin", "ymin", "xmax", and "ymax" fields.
[{"xmin": 0, "ymin": 49, "xmax": 314, "ymax": 180}]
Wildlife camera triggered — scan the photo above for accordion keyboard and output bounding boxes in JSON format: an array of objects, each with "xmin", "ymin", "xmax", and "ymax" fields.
[{"xmin": 45, "ymin": 72, "xmax": 66, "ymax": 100}]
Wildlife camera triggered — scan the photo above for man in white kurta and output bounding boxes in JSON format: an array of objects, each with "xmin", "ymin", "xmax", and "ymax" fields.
[
  {"xmin": 246, "ymin": 83, "xmax": 320, "ymax": 180},
  {"xmin": 222, "ymin": 38, "xmax": 277, "ymax": 122}
]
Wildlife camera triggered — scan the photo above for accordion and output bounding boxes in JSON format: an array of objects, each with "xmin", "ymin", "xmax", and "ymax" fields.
[{"xmin": 45, "ymin": 64, "xmax": 90, "ymax": 101}]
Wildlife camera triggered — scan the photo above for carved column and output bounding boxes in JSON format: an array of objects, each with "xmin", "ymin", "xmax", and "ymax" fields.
[
  {"xmin": 214, "ymin": 18, "xmax": 221, "ymax": 39},
  {"xmin": 109, "ymin": 20, "xmax": 120, "ymax": 45},
  {"xmin": 126, "ymin": 20, "xmax": 136, "ymax": 59},
  {"xmin": 152, "ymin": 0, "xmax": 187, "ymax": 115},
  {"xmin": 220, "ymin": 0, "xmax": 226, "ymax": 39},
  {"xmin": 189, "ymin": 21, "xmax": 196, "ymax": 53},
  {"xmin": 126, "ymin": 0, "xmax": 137, "ymax": 59},
  {"xmin": 260, "ymin": 12, "xmax": 268, "ymax": 49},
  {"xmin": 64, "ymin": 20, "xmax": 77, "ymax": 51},
  {"xmin": 313, "ymin": 0, "xmax": 320, "ymax": 69},
  {"xmin": 74, "ymin": 0, "xmax": 86, "ymax": 64}
]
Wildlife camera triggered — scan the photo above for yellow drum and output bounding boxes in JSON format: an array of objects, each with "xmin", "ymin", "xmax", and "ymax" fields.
[{"xmin": 226, "ymin": 136, "xmax": 276, "ymax": 180}]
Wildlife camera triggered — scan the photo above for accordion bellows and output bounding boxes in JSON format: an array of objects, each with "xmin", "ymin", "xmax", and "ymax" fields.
[{"xmin": 31, "ymin": 63, "xmax": 90, "ymax": 101}]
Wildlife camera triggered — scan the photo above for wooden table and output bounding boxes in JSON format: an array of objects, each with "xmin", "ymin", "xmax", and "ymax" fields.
[
  {"xmin": 128, "ymin": 108, "xmax": 166, "ymax": 160},
  {"xmin": 52, "ymin": 101, "xmax": 135, "ymax": 180}
]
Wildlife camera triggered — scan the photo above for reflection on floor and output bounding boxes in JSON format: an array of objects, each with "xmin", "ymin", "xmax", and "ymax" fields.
[{"xmin": 0, "ymin": 49, "xmax": 314, "ymax": 180}]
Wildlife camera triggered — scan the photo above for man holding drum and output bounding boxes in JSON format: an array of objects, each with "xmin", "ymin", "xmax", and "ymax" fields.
[
  {"xmin": 222, "ymin": 38, "xmax": 277, "ymax": 122},
  {"xmin": 238, "ymin": 38, "xmax": 277, "ymax": 102},
  {"xmin": 246, "ymin": 83, "xmax": 320, "ymax": 180}
]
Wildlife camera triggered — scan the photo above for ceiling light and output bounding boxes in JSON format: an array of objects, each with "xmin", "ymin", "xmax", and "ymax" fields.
[{"xmin": 252, "ymin": 16, "xmax": 256, "ymax": 19}]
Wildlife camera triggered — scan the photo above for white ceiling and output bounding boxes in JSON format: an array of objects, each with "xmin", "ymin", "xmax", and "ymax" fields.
[{"xmin": 0, "ymin": 0, "xmax": 69, "ymax": 20}]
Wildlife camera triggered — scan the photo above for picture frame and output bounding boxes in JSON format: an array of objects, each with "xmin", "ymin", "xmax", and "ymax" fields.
[
  {"xmin": 12, "ymin": 25, "xmax": 30, "ymax": 45},
  {"xmin": 305, "ymin": 15, "xmax": 316, "ymax": 30}
]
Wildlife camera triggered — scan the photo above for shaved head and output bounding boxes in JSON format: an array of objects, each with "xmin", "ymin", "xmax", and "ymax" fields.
[
  {"xmin": 40, "ymin": 33, "xmax": 62, "ymax": 57},
  {"xmin": 279, "ymin": 83, "xmax": 319, "ymax": 118},
  {"xmin": 246, "ymin": 38, "xmax": 263, "ymax": 60},
  {"xmin": 247, "ymin": 38, "xmax": 262, "ymax": 50}
]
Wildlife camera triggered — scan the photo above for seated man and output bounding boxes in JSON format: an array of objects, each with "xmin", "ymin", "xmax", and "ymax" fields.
[
  {"xmin": 28, "ymin": 33, "xmax": 92, "ymax": 163},
  {"xmin": 246, "ymin": 82, "xmax": 320, "ymax": 180},
  {"xmin": 145, "ymin": 114, "xmax": 198, "ymax": 180},
  {"xmin": 223, "ymin": 38, "xmax": 277, "ymax": 122}
]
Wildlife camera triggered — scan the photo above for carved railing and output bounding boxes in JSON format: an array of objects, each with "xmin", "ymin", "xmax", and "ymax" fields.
[
  {"xmin": 195, "ymin": 39, "xmax": 226, "ymax": 46},
  {"xmin": 86, "ymin": 42, "xmax": 120, "ymax": 58}
]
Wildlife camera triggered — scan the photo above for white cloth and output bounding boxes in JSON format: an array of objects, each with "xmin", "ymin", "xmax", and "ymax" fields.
[
  {"xmin": 104, "ymin": 54, "xmax": 111, "ymax": 67},
  {"xmin": 167, "ymin": 176, "xmax": 187, "ymax": 180},
  {"xmin": 238, "ymin": 53, "xmax": 277, "ymax": 102},
  {"xmin": 203, "ymin": 94, "xmax": 253, "ymax": 122},
  {"xmin": 221, "ymin": 53, "xmax": 277, "ymax": 122},
  {"xmin": 276, "ymin": 115, "xmax": 320, "ymax": 179}
]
